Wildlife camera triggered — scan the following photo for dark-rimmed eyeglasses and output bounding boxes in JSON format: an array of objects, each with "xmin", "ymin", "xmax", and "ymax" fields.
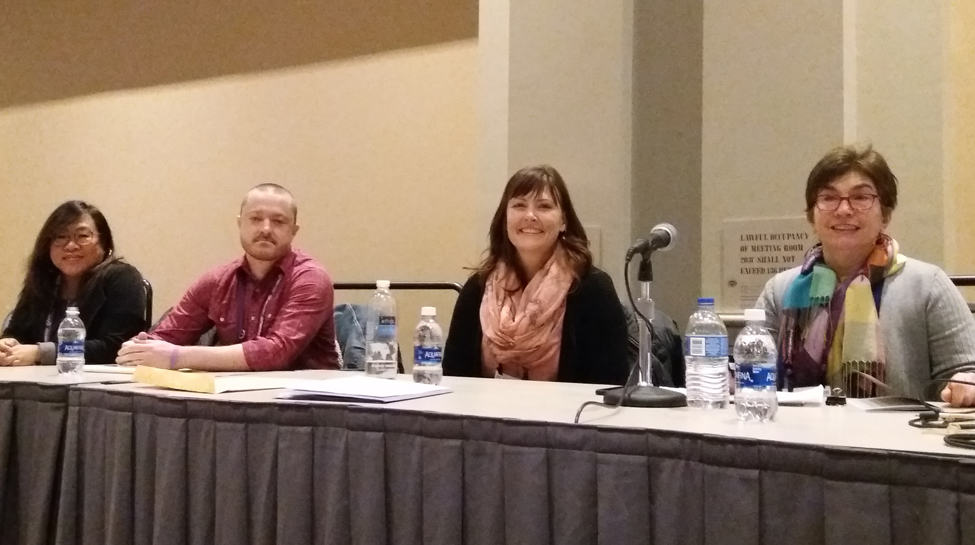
[
  {"xmin": 815, "ymin": 193, "xmax": 879, "ymax": 212},
  {"xmin": 52, "ymin": 230, "xmax": 98, "ymax": 248}
]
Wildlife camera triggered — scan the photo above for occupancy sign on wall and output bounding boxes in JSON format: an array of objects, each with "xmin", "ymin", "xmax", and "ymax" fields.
[{"xmin": 722, "ymin": 217, "xmax": 812, "ymax": 311}]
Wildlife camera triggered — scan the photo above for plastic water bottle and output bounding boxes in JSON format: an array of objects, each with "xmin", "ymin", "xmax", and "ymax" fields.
[
  {"xmin": 56, "ymin": 306, "xmax": 85, "ymax": 374},
  {"xmin": 364, "ymin": 280, "xmax": 398, "ymax": 379},
  {"xmin": 733, "ymin": 308, "xmax": 778, "ymax": 422},
  {"xmin": 684, "ymin": 297, "xmax": 729, "ymax": 408},
  {"xmin": 412, "ymin": 306, "xmax": 444, "ymax": 385}
]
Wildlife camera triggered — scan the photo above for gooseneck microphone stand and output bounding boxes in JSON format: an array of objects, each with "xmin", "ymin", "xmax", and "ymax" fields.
[{"xmin": 600, "ymin": 253, "xmax": 687, "ymax": 407}]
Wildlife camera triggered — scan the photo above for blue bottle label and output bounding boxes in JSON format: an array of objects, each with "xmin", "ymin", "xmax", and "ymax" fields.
[
  {"xmin": 736, "ymin": 363, "xmax": 776, "ymax": 388},
  {"xmin": 58, "ymin": 340, "xmax": 84, "ymax": 358},
  {"xmin": 685, "ymin": 335, "xmax": 728, "ymax": 358},
  {"xmin": 414, "ymin": 346, "xmax": 442, "ymax": 365},
  {"xmin": 377, "ymin": 315, "xmax": 396, "ymax": 338}
]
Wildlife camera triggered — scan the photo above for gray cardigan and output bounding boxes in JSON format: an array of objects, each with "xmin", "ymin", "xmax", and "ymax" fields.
[{"xmin": 757, "ymin": 256, "xmax": 975, "ymax": 400}]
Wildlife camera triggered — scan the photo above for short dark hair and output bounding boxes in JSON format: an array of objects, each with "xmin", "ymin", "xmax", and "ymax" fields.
[
  {"xmin": 477, "ymin": 165, "xmax": 592, "ymax": 286},
  {"xmin": 240, "ymin": 183, "xmax": 298, "ymax": 222},
  {"xmin": 805, "ymin": 145, "xmax": 898, "ymax": 222}
]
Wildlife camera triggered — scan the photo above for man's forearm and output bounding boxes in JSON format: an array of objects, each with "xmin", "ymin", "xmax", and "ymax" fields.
[{"xmin": 174, "ymin": 344, "xmax": 251, "ymax": 371}]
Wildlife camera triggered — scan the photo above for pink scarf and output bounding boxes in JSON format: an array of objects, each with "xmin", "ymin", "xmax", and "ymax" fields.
[{"xmin": 479, "ymin": 246, "xmax": 573, "ymax": 380}]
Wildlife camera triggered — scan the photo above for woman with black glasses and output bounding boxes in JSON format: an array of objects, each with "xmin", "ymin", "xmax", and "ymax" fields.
[
  {"xmin": 0, "ymin": 200, "xmax": 146, "ymax": 366},
  {"xmin": 757, "ymin": 146, "xmax": 975, "ymax": 406}
]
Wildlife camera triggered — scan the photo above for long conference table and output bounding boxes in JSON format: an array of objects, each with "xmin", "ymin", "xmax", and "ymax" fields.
[{"xmin": 1, "ymin": 366, "xmax": 974, "ymax": 545}]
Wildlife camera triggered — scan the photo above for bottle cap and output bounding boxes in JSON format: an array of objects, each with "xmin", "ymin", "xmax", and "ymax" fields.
[
  {"xmin": 376, "ymin": 280, "xmax": 390, "ymax": 289},
  {"xmin": 743, "ymin": 308, "xmax": 766, "ymax": 322},
  {"xmin": 66, "ymin": 306, "xmax": 80, "ymax": 313},
  {"xmin": 697, "ymin": 297, "xmax": 715, "ymax": 305},
  {"xmin": 420, "ymin": 306, "xmax": 436, "ymax": 317}
]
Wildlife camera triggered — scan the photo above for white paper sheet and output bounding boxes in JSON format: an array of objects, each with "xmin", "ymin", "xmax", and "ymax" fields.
[{"xmin": 279, "ymin": 375, "xmax": 451, "ymax": 403}]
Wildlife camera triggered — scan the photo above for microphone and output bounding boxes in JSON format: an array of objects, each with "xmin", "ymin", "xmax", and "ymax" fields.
[
  {"xmin": 596, "ymin": 221, "xmax": 686, "ymax": 408},
  {"xmin": 627, "ymin": 223, "xmax": 677, "ymax": 260}
]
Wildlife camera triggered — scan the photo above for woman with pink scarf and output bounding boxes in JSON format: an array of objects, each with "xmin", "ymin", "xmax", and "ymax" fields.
[
  {"xmin": 757, "ymin": 145, "xmax": 975, "ymax": 406},
  {"xmin": 443, "ymin": 165, "xmax": 629, "ymax": 384}
]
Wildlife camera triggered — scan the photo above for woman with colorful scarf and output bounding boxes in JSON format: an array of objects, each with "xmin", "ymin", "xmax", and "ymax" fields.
[
  {"xmin": 442, "ymin": 165, "xmax": 629, "ymax": 384},
  {"xmin": 757, "ymin": 145, "xmax": 975, "ymax": 406}
]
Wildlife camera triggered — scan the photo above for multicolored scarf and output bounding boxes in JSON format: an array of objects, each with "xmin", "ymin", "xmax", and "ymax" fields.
[
  {"xmin": 778, "ymin": 234, "xmax": 905, "ymax": 397},
  {"xmin": 479, "ymin": 245, "xmax": 573, "ymax": 380}
]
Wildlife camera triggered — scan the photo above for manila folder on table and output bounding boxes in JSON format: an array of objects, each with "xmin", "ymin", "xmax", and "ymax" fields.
[
  {"xmin": 133, "ymin": 366, "xmax": 296, "ymax": 394},
  {"xmin": 280, "ymin": 375, "xmax": 451, "ymax": 403}
]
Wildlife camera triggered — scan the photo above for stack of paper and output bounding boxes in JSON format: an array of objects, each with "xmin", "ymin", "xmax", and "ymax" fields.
[
  {"xmin": 280, "ymin": 375, "xmax": 451, "ymax": 403},
  {"xmin": 84, "ymin": 364, "xmax": 136, "ymax": 375},
  {"xmin": 847, "ymin": 396, "xmax": 929, "ymax": 411},
  {"xmin": 775, "ymin": 386, "xmax": 827, "ymax": 406}
]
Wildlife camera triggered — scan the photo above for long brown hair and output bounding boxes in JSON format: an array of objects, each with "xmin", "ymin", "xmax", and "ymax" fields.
[{"xmin": 476, "ymin": 165, "xmax": 592, "ymax": 287}]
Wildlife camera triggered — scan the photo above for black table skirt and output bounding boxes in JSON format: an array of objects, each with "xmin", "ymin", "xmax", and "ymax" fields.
[
  {"xmin": 45, "ymin": 388, "xmax": 975, "ymax": 545},
  {"xmin": 0, "ymin": 382, "xmax": 70, "ymax": 545}
]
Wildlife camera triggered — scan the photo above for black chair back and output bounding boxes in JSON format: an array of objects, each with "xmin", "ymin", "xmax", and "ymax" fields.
[
  {"xmin": 948, "ymin": 276, "xmax": 975, "ymax": 315},
  {"xmin": 142, "ymin": 278, "xmax": 153, "ymax": 331}
]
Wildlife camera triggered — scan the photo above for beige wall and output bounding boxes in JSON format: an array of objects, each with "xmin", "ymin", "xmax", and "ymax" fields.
[
  {"xmin": 854, "ymin": 0, "xmax": 946, "ymax": 265},
  {"xmin": 946, "ymin": 0, "xmax": 975, "ymax": 275},
  {"xmin": 480, "ymin": 0, "xmax": 635, "ymax": 297},
  {"xmin": 0, "ymin": 3, "xmax": 478, "ymax": 365},
  {"xmin": 509, "ymin": 0, "xmax": 634, "ymax": 287},
  {"xmin": 632, "ymin": 0, "xmax": 703, "ymax": 323},
  {"xmin": 701, "ymin": 0, "xmax": 844, "ymax": 310},
  {"xmin": 476, "ymin": 1, "xmax": 511, "ymax": 237}
]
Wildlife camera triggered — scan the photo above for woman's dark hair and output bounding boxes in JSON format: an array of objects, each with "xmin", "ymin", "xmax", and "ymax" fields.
[
  {"xmin": 805, "ymin": 144, "xmax": 898, "ymax": 222},
  {"xmin": 7, "ymin": 201, "xmax": 116, "ymax": 332},
  {"xmin": 476, "ymin": 165, "xmax": 592, "ymax": 287}
]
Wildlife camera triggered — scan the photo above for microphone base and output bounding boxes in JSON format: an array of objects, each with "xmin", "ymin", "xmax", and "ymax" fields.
[{"xmin": 598, "ymin": 385, "xmax": 687, "ymax": 408}]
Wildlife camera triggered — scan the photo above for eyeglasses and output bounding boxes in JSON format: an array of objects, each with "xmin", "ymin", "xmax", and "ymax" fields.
[
  {"xmin": 815, "ymin": 193, "xmax": 879, "ymax": 212},
  {"xmin": 52, "ymin": 230, "xmax": 98, "ymax": 248}
]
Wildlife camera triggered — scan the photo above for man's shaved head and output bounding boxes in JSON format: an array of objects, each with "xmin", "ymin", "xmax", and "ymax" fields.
[{"xmin": 240, "ymin": 183, "xmax": 297, "ymax": 223}]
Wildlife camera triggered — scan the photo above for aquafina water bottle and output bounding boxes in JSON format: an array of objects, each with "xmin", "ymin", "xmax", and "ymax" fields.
[
  {"xmin": 412, "ymin": 306, "xmax": 444, "ymax": 385},
  {"xmin": 56, "ymin": 306, "xmax": 85, "ymax": 374},
  {"xmin": 684, "ymin": 297, "xmax": 729, "ymax": 408},
  {"xmin": 364, "ymin": 280, "xmax": 398, "ymax": 379},
  {"xmin": 733, "ymin": 308, "xmax": 778, "ymax": 422}
]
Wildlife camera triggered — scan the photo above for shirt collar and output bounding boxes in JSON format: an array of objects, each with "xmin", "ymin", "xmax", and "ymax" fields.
[{"xmin": 235, "ymin": 248, "xmax": 297, "ymax": 282}]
